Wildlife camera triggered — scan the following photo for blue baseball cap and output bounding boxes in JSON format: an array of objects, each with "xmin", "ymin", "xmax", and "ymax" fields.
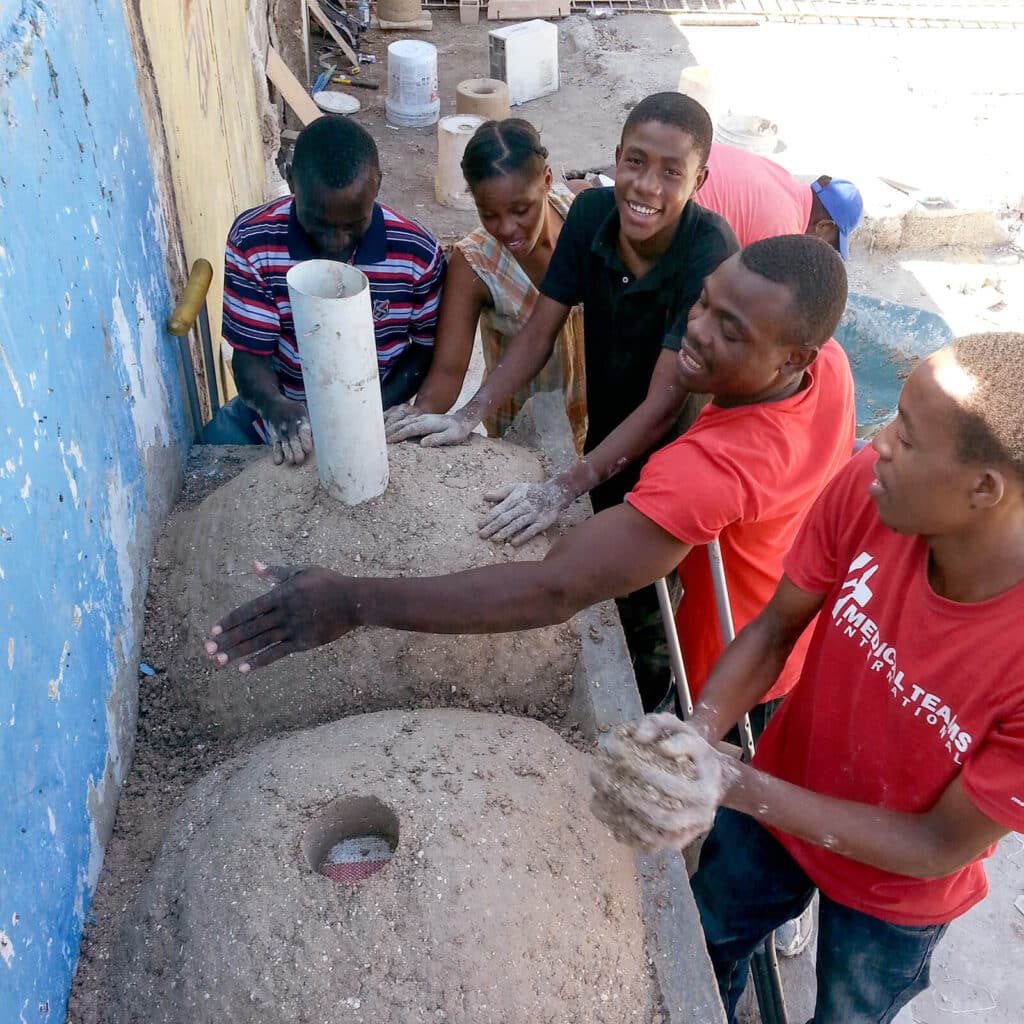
[{"xmin": 811, "ymin": 178, "xmax": 864, "ymax": 260}]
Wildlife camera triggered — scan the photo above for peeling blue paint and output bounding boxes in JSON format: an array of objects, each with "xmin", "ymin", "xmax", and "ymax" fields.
[{"xmin": 0, "ymin": 2, "xmax": 189, "ymax": 1020}]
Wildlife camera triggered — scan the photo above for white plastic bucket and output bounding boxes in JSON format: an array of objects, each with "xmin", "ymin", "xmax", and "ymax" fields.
[
  {"xmin": 714, "ymin": 114, "xmax": 779, "ymax": 156},
  {"xmin": 385, "ymin": 40, "xmax": 440, "ymax": 128},
  {"xmin": 286, "ymin": 260, "xmax": 389, "ymax": 505}
]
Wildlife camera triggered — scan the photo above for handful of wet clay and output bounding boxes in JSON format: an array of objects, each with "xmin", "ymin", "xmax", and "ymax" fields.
[{"xmin": 590, "ymin": 714, "xmax": 734, "ymax": 853}]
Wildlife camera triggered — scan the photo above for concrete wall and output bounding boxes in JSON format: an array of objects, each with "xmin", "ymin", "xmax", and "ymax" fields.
[
  {"xmin": 0, "ymin": 2, "xmax": 190, "ymax": 1019},
  {"xmin": 137, "ymin": 0, "xmax": 280, "ymax": 406}
]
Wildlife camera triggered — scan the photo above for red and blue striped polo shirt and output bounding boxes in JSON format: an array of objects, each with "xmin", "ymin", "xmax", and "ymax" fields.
[{"xmin": 222, "ymin": 196, "xmax": 445, "ymax": 434}]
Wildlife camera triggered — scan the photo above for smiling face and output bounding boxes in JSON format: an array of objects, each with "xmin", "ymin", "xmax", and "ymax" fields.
[
  {"xmin": 293, "ymin": 171, "xmax": 380, "ymax": 260},
  {"xmin": 869, "ymin": 354, "xmax": 993, "ymax": 536},
  {"xmin": 676, "ymin": 253, "xmax": 817, "ymax": 406},
  {"xmin": 471, "ymin": 166, "xmax": 553, "ymax": 258},
  {"xmin": 613, "ymin": 121, "xmax": 708, "ymax": 251}
]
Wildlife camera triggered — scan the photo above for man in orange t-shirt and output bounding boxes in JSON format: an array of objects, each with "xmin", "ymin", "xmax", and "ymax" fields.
[
  {"xmin": 697, "ymin": 142, "xmax": 864, "ymax": 258},
  {"xmin": 626, "ymin": 336, "xmax": 854, "ymax": 706},
  {"xmin": 205, "ymin": 236, "xmax": 854, "ymax": 734}
]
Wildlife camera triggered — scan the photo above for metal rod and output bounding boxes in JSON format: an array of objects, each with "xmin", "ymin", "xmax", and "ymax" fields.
[
  {"xmin": 176, "ymin": 336, "xmax": 203, "ymax": 443},
  {"xmin": 197, "ymin": 302, "xmax": 220, "ymax": 415},
  {"xmin": 707, "ymin": 540, "xmax": 756, "ymax": 762},
  {"xmin": 655, "ymin": 576, "xmax": 693, "ymax": 717}
]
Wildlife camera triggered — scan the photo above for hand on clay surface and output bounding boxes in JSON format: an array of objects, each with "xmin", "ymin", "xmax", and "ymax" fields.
[
  {"xmin": 478, "ymin": 479, "xmax": 573, "ymax": 546},
  {"xmin": 204, "ymin": 560, "xmax": 352, "ymax": 673},
  {"xmin": 265, "ymin": 398, "xmax": 314, "ymax": 466},
  {"xmin": 590, "ymin": 715, "xmax": 735, "ymax": 853},
  {"xmin": 383, "ymin": 409, "xmax": 475, "ymax": 447},
  {"xmin": 383, "ymin": 403, "xmax": 416, "ymax": 443}
]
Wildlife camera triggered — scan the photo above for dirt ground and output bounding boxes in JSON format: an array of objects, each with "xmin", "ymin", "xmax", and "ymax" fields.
[{"xmin": 100, "ymin": 709, "xmax": 658, "ymax": 1024}]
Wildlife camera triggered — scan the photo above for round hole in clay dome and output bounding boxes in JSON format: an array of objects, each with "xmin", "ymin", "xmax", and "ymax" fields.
[{"xmin": 301, "ymin": 795, "xmax": 399, "ymax": 885}]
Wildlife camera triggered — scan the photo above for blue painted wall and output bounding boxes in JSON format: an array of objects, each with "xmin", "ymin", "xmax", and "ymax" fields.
[{"xmin": 0, "ymin": 2, "xmax": 189, "ymax": 1019}]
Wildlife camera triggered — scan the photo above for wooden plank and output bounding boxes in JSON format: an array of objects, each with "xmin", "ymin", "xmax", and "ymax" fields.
[
  {"xmin": 266, "ymin": 45, "xmax": 322, "ymax": 126},
  {"xmin": 488, "ymin": 0, "xmax": 569, "ymax": 20},
  {"xmin": 305, "ymin": 0, "xmax": 361, "ymax": 69}
]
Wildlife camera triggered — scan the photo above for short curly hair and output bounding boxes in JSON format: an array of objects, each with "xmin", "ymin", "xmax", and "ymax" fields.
[
  {"xmin": 621, "ymin": 93, "xmax": 713, "ymax": 164},
  {"xmin": 739, "ymin": 235, "xmax": 848, "ymax": 348},
  {"xmin": 943, "ymin": 333, "xmax": 1024, "ymax": 477}
]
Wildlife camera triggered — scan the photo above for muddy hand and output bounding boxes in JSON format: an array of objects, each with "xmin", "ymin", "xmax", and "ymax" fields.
[
  {"xmin": 383, "ymin": 403, "xmax": 416, "ymax": 443},
  {"xmin": 384, "ymin": 410, "xmax": 474, "ymax": 447},
  {"xmin": 588, "ymin": 719, "xmax": 733, "ymax": 852},
  {"xmin": 478, "ymin": 479, "xmax": 572, "ymax": 546},
  {"xmin": 266, "ymin": 400, "xmax": 314, "ymax": 466},
  {"xmin": 204, "ymin": 560, "xmax": 353, "ymax": 673}
]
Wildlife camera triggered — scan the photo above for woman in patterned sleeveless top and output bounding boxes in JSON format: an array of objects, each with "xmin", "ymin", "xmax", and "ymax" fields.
[{"xmin": 387, "ymin": 118, "xmax": 588, "ymax": 454}]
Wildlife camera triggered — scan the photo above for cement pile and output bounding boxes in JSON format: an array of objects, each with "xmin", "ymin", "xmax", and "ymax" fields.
[
  {"xmin": 149, "ymin": 438, "xmax": 579, "ymax": 757},
  {"xmin": 106, "ymin": 710, "xmax": 656, "ymax": 1024}
]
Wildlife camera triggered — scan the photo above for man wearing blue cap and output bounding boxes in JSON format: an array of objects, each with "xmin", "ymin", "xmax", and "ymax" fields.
[{"xmin": 696, "ymin": 142, "xmax": 863, "ymax": 258}]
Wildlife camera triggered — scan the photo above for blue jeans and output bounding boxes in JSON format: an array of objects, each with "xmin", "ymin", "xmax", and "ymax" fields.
[
  {"xmin": 201, "ymin": 396, "xmax": 263, "ymax": 445},
  {"xmin": 692, "ymin": 808, "xmax": 949, "ymax": 1024}
]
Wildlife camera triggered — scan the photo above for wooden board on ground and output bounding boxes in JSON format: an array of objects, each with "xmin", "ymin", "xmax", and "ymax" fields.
[
  {"xmin": 374, "ymin": 10, "xmax": 434, "ymax": 30},
  {"xmin": 488, "ymin": 0, "xmax": 569, "ymax": 19},
  {"xmin": 266, "ymin": 45, "xmax": 322, "ymax": 126},
  {"xmin": 305, "ymin": 0, "xmax": 361, "ymax": 67}
]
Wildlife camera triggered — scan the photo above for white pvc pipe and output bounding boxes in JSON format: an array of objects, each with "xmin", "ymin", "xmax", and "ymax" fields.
[{"xmin": 286, "ymin": 260, "xmax": 389, "ymax": 505}]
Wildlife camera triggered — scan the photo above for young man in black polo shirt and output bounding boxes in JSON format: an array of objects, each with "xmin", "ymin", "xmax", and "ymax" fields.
[
  {"xmin": 387, "ymin": 93, "xmax": 737, "ymax": 511},
  {"xmin": 386, "ymin": 92, "xmax": 738, "ymax": 709}
]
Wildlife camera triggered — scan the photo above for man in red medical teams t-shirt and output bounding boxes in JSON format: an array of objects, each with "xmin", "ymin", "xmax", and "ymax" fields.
[{"xmin": 677, "ymin": 332, "xmax": 1024, "ymax": 1024}]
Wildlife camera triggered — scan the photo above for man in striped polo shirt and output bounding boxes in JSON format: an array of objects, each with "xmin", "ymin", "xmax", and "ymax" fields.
[{"xmin": 202, "ymin": 116, "xmax": 446, "ymax": 466}]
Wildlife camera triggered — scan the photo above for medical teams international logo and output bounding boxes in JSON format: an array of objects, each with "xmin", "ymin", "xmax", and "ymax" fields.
[{"xmin": 832, "ymin": 552, "xmax": 973, "ymax": 764}]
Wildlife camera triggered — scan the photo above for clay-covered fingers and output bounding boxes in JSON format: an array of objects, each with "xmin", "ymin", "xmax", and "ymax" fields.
[
  {"xmin": 631, "ymin": 712, "xmax": 688, "ymax": 745},
  {"xmin": 386, "ymin": 412, "xmax": 474, "ymax": 447},
  {"xmin": 477, "ymin": 482, "xmax": 560, "ymax": 545},
  {"xmin": 280, "ymin": 418, "xmax": 313, "ymax": 465},
  {"xmin": 383, "ymin": 403, "xmax": 416, "ymax": 443},
  {"xmin": 266, "ymin": 407, "xmax": 309, "ymax": 468}
]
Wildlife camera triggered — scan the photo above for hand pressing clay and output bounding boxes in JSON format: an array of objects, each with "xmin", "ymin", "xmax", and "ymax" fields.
[{"xmin": 590, "ymin": 713, "xmax": 735, "ymax": 853}]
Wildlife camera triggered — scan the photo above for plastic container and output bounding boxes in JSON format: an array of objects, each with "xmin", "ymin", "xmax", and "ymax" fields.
[
  {"xmin": 285, "ymin": 260, "xmax": 389, "ymax": 505},
  {"xmin": 488, "ymin": 20, "xmax": 559, "ymax": 107},
  {"xmin": 714, "ymin": 114, "xmax": 780, "ymax": 156},
  {"xmin": 385, "ymin": 40, "xmax": 440, "ymax": 128},
  {"xmin": 677, "ymin": 65, "xmax": 717, "ymax": 125},
  {"xmin": 435, "ymin": 114, "xmax": 486, "ymax": 210}
]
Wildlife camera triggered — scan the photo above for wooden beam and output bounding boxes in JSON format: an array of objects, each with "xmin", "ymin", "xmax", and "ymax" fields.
[
  {"xmin": 266, "ymin": 45, "xmax": 322, "ymax": 126},
  {"xmin": 305, "ymin": 0, "xmax": 361, "ymax": 69}
]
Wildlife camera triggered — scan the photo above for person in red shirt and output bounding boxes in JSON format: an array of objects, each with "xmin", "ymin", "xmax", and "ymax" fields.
[
  {"xmin": 619, "ymin": 333, "xmax": 1024, "ymax": 1023},
  {"xmin": 626, "ymin": 333, "xmax": 853, "ymax": 707},
  {"xmin": 203, "ymin": 236, "xmax": 853, "ymax": 713},
  {"xmin": 696, "ymin": 142, "xmax": 864, "ymax": 257}
]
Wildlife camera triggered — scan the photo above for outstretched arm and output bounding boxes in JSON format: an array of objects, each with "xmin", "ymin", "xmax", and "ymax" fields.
[
  {"xmin": 723, "ymin": 761, "xmax": 1008, "ymax": 880},
  {"xmin": 688, "ymin": 575, "xmax": 825, "ymax": 743},
  {"xmin": 479, "ymin": 348, "xmax": 692, "ymax": 544},
  {"xmin": 206, "ymin": 503, "xmax": 691, "ymax": 672},
  {"xmin": 385, "ymin": 295, "xmax": 571, "ymax": 446},
  {"xmin": 609, "ymin": 575, "xmax": 1010, "ymax": 876}
]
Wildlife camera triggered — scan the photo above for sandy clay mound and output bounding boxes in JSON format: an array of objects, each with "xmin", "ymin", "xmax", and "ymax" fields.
[
  {"xmin": 149, "ymin": 438, "xmax": 580, "ymax": 757},
  {"xmin": 106, "ymin": 709, "xmax": 657, "ymax": 1024}
]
